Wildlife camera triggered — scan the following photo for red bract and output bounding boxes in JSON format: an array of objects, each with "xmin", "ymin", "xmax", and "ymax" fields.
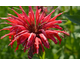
[{"xmin": 0, "ymin": 6, "xmax": 69, "ymax": 59}]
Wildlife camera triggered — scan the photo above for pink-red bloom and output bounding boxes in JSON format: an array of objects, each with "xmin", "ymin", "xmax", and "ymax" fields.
[{"xmin": 0, "ymin": 6, "xmax": 69, "ymax": 59}]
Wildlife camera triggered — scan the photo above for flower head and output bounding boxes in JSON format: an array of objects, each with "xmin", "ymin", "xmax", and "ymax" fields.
[{"xmin": 0, "ymin": 6, "xmax": 69, "ymax": 59}]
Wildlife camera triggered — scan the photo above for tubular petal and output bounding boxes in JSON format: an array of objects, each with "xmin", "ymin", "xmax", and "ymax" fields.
[
  {"xmin": 17, "ymin": 33, "xmax": 29, "ymax": 45},
  {"xmin": 8, "ymin": 32, "xmax": 30, "ymax": 46},
  {"xmin": 39, "ymin": 34, "xmax": 49, "ymax": 48},
  {"xmin": 19, "ymin": 6, "xmax": 31, "ymax": 25},
  {"xmin": 0, "ymin": 26, "xmax": 12, "ymax": 31},
  {"xmin": 24, "ymin": 40, "xmax": 28, "ymax": 52},
  {"xmin": 49, "ymin": 13, "xmax": 63, "ymax": 22},
  {"xmin": 9, "ymin": 35, "xmax": 12, "ymax": 41},
  {"xmin": 36, "ymin": 6, "xmax": 39, "ymax": 26},
  {"xmin": 8, "ymin": 36, "xmax": 20, "ymax": 46},
  {"xmin": 42, "ymin": 20, "xmax": 62, "ymax": 28},
  {"xmin": 12, "ymin": 9, "xmax": 23, "ymax": 19},
  {"xmin": 53, "ymin": 30, "xmax": 70, "ymax": 36},
  {"xmin": 40, "ymin": 29, "xmax": 47, "ymax": 37},
  {"xmin": 14, "ymin": 30, "xmax": 28, "ymax": 37},
  {"xmin": 29, "ymin": 6, "xmax": 34, "ymax": 24},
  {"xmin": 47, "ymin": 34, "xmax": 58, "ymax": 44},
  {"xmin": 42, "ymin": 23, "xmax": 62, "ymax": 30},
  {"xmin": 1, "ymin": 32, "xmax": 15, "ymax": 39},
  {"xmin": 53, "ymin": 33, "xmax": 62, "ymax": 44},
  {"xmin": 14, "ymin": 45, "xmax": 19, "ymax": 52},
  {"xmin": 9, "ymin": 14, "xmax": 28, "ymax": 25},
  {"xmin": 7, "ymin": 17, "xmax": 24, "ymax": 25},
  {"xmin": 39, "ymin": 42, "xmax": 44, "ymax": 52},
  {"xmin": 38, "ymin": 12, "xmax": 44, "ymax": 25},
  {"xmin": 41, "ymin": 10, "xmax": 55, "ymax": 23},
  {"xmin": 27, "ymin": 33, "xmax": 36, "ymax": 48},
  {"xmin": 36, "ymin": 6, "xmax": 41, "ymax": 26},
  {"xmin": 35, "ymin": 37, "xmax": 40, "ymax": 54}
]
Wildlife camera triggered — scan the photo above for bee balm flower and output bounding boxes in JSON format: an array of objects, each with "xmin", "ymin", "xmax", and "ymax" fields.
[{"xmin": 0, "ymin": 6, "xmax": 69, "ymax": 59}]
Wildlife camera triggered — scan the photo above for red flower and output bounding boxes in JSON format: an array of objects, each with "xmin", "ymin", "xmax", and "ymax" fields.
[{"xmin": 0, "ymin": 6, "xmax": 69, "ymax": 59}]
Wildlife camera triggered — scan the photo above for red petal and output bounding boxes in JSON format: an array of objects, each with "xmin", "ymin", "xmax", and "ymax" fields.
[
  {"xmin": 8, "ymin": 36, "xmax": 20, "ymax": 46},
  {"xmin": 39, "ymin": 42, "xmax": 44, "ymax": 52},
  {"xmin": 38, "ymin": 12, "xmax": 44, "ymax": 25},
  {"xmin": 14, "ymin": 30, "xmax": 28, "ymax": 37},
  {"xmin": 29, "ymin": 12, "xmax": 33, "ymax": 22},
  {"xmin": 38, "ymin": 37, "xmax": 44, "ymax": 52},
  {"xmin": 41, "ymin": 10, "xmax": 55, "ymax": 23},
  {"xmin": 12, "ymin": 9, "xmax": 22, "ymax": 19},
  {"xmin": 9, "ymin": 14, "xmax": 28, "ymax": 25},
  {"xmin": 9, "ymin": 35, "xmax": 12, "ymax": 41},
  {"xmin": 39, "ymin": 29, "xmax": 47, "ymax": 37},
  {"xmin": 36, "ymin": 6, "xmax": 41, "ymax": 26},
  {"xmin": 42, "ymin": 20, "xmax": 62, "ymax": 28},
  {"xmin": 27, "ymin": 33, "xmax": 36, "ymax": 48},
  {"xmin": 14, "ymin": 45, "xmax": 19, "ymax": 52},
  {"xmin": 35, "ymin": 37, "xmax": 40, "ymax": 54},
  {"xmin": 36, "ymin": 6, "xmax": 39, "ymax": 26},
  {"xmin": 43, "ymin": 23, "xmax": 62, "ymax": 30},
  {"xmin": 49, "ymin": 13, "xmax": 62, "ymax": 22},
  {"xmin": 8, "ymin": 17, "xmax": 24, "ymax": 25},
  {"xmin": 46, "ymin": 30, "xmax": 69, "ymax": 36},
  {"xmin": 0, "ymin": 22, "xmax": 8, "ymax": 24},
  {"xmin": 12, "ymin": 8, "xmax": 30, "ymax": 26},
  {"xmin": 29, "ymin": 6, "xmax": 34, "ymax": 25},
  {"xmin": 8, "ymin": 32, "xmax": 30, "ymax": 46},
  {"xmin": 11, "ymin": 25, "xmax": 26, "ymax": 32},
  {"xmin": 24, "ymin": 40, "xmax": 27, "ymax": 52},
  {"xmin": 19, "ymin": 6, "xmax": 31, "ymax": 25},
  {"xmin": 17, "ymin": 32, "xmax": 29, "ymax": 45},
  {"xmin": 47, "ymin": 34, "xmax": 58, "ymax": 44},
  {"xmin": 45, "ymin": 30, "xmax": 57, "ymax": 34},
  {"xmin": 1, "ymin": 32, "xmax": 15, "ymax": 39},
  {"xmin": 0, "ymin": 26, "xmax": 12, "ymax": 31},
  {"xmin": 54, "ymin": 30, "xmax": 70, "ymax": 36},
  {"xmin": 39, "ymin": 33, "xmax": 49, "ymax": 48},
  {"xmin": 53, "ymin": 33, "xmax": 62, "ymax": 44}
]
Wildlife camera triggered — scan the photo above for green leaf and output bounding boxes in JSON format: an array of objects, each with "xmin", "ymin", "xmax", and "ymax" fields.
[{"xmin": 64, "ymin": 14, "xmax": 80, "ymax": 25}]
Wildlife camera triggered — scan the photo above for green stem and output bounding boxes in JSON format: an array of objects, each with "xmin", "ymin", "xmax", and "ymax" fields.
[{"xmin": 38, "ymin": 51, "xmax": 45, "ymax": 59}]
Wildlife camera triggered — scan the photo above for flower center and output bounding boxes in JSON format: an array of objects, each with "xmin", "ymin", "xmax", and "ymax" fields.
[{"xmin": 28, "ymin": 24, "xmax": 41, "ymax": 37}]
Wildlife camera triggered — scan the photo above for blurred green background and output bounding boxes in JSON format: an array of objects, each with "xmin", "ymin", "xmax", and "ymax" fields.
[{"xmin": 0, "ymin": 6, "xmax": 80, "ymax": 59}]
